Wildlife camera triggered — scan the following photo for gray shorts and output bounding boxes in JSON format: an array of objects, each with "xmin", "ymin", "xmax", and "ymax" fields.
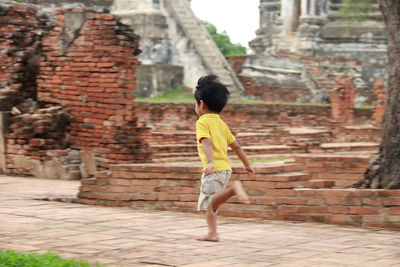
[{"xmin": 197, "ymin": 170, "xmax": 232, "ymax": 211}]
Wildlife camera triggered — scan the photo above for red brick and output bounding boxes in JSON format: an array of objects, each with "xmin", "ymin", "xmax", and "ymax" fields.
[
  {"xmin": 383, "ymin": 198, "xmax": 400, "ymax": 206},
  {"xmin": 264, "ymin": 189, "xmax": 298, "ymax": 197},
  {"xmin": 29, "ymin": 139, "xmax": 46, "ymax": 147},
  {"xmin": 348, "ymin": 207, "xmax": 381, "ymax": 215},
  {"xmin": 277, "ymin": 213, "xmax": 308, "ymax": 221},
  {"xmin": 387, "ymin": 207, "xmax": 400, "ymax": 215},
  {"xmin": 306, "ymin": 198, "xmax": 325, "ymax": 206},
  {"xmin": 329, "ymin": 206, "xmax": 348, "ymax": 214}
]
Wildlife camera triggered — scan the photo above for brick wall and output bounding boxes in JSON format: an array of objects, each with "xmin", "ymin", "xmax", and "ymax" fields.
[
  {"xmin": 135, "ymin": 102, "xmax": 373, "ymax": 131},
  {"xmin": 36, "ymin": 9, "xmax": 152, "ymax": 166},
  {"xmin": 294, "ymin": 154, "xmax": 370, "ymax": 188},
  {"xmin": 331, "ymin": 75, "xmax": 355, "ymax": 125},
  {"xmin": 0, "ymin": 2, "xmax": 50, "ymax": 111},
  {"xmin": 1, "ymin": 2, "xmax": 153, "ymax": 177},
  {"xmin": 228, "ymin": 53, "xmax": 376, "ymax": 106},
  {"xmin": 78, "ymin": 155, "xmax": 400, "ymax": 230},
  {"xmin": 239, "ymin": 76, "xmax": 313, "ymax": 103},
  {"xmin": 226, "ymin": 57, "xmax": 313, "ymax": 103},
  {"xmin": 135, "ymin": 102, "xmax": 333, "ymax": 130}
]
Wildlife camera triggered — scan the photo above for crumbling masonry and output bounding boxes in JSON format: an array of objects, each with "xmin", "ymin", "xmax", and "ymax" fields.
[{"xmin": 0, "ymin": 2, "xmax": 152, "ymax": 179}]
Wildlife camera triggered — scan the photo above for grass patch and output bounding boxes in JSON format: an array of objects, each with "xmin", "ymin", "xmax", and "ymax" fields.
[
  {"xmin": 355, "ymin": 105, "xmax": 373, "ymax": 109},
  {"xmin": 135, "ymin": 88, "xmax": 194, "ymax": 103},
  {"xmin": 134, "ymin": 89, "xmax": 330, "ymax": 106},
  {"xmin": 0, "ymin": 250, "xmax": 103, "ymax": 267}
]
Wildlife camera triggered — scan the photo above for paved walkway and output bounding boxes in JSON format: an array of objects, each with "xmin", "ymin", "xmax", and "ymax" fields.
[{"xmin": 0, "ymin": 175, "xmax": 399, "ymax": 267}]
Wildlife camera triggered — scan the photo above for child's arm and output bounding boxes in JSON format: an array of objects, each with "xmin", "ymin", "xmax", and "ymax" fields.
[
  {"xmin": 229, "ymin": 140, "xmax": 255, "ymax": 176},
  {"xmin": 201, "ymin": 138, "xmax": 215, "ymax": 176}
]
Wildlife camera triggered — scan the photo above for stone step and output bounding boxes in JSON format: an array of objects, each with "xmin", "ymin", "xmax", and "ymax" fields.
[
  {"xmin": 150, "ymin": 141, "xmax": 379, "ymax": 159},
  {"xmin": 149, "ymin": 141, "xmax": 378, "ymax": 158},
  {"xmin": 108, "ymin": 163, "xmax": 304, "ymax": 179},
  {"xmin": 240, "ymin": 145, "xmax": 305, "ymax": 155},
  {"xmin": 151, "ymin": 145, "xmax": 306, "ymax": 160},
  {"xmin": 243, "ymin": 171, "xmax": 309, "ymax": 182},
  {"xmin": 243, "ymin": 178, "xmax": 335, "ymax": 190},
  {"xmin": 274, "ymin": 179, "xmax": 335, "ymax": 189},
  {"xmin": 320, "ymin": 142, "xmax": 379, "ymax": 152}
]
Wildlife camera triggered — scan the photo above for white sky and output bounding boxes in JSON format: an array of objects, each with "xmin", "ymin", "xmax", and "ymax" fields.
[{"xmin": 190, "ymin": 0, "xmax": 260, "ymax": 49}]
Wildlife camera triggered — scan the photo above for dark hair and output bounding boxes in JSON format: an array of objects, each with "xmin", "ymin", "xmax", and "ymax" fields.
[{"xmin": 194, "ymin": 75, "xmax": 230, "ymax": 113}]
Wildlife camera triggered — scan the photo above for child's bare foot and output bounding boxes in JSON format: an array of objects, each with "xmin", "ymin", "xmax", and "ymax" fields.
[
  {"xmin": 196, "ymin": 233, "xmax": 219, "ymax": 242},
  {"xmin": 233, "ymin": 181, "xmax": 250, "ymax": 204}
]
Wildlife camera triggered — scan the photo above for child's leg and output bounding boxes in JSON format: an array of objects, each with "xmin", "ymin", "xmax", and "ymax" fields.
[
  {"xmin": 196, "ymin": 208, "xmax": 219, "ymax": 242},
  {"xmin": 211, "ymin": 181, "xmax": 250, "ymax": 210},
  {"xmin": 196, "ymin": 181, "xmax": 250, "ymax": 242}
]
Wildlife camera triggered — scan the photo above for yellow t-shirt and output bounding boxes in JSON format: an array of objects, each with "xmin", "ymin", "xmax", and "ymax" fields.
[{"xmin": 196, "ymin": 113, "xmax": 236, "ymax": 172}]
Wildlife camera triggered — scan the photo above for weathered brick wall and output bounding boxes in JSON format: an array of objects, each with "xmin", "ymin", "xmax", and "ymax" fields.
[
  {"xmin": 78, "ymin": 155, "xmax": 400, "ymax": 230},
  {"xmin": 228, "ymin": 54, "xmax": 375, "ymax": 106},
  {"xmin": 135, "ymin": 102, "xmax": 373, "ymax": 131},
  {"xmin": 1, "ymin": 2, "xmax": 153, "ymax": 178},
  {"xmin": 239, "ymin": 76, "xmax": 313, "ymax": 103},
  {"xmin": 0, "ymin": 2, "xmax": 50, "ymax": 111},
  {"xmin": 36, "ymin": 8, "xmax": 153, "ymax": 167},
  {"xmin": 5, "ymin": 105, "xmax": 69, "ymax": 175},
  {"xmin": 331, "ymin": 75, "xmax": 355, "ymax": 125},
  {"xmin": 294, "ymin": 155, "xmax": 370, "ymax": 188},
  {"xmin": 227, "ymin": 57, "xmax": 312, "ymax": 103}
]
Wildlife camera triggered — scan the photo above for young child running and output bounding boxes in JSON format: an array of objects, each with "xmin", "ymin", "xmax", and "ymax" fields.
[{"xmin": 194, "ymin": 75, "xmax": 255, "ymax": 242}]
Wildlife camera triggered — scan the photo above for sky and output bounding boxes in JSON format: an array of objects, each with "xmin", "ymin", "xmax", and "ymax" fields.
[{"xmin": 190, "ymin": 0, "xmax": 260, "ymax": 49}]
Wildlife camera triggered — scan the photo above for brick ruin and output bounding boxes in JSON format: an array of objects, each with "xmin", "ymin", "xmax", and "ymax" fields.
[
  {"xmin": 0, "ymin": 2, "xmax": 152, "ymax": 179},
  {"xmin": 0, "ymin": 1, "xmax": 398, "ymax": 230}
]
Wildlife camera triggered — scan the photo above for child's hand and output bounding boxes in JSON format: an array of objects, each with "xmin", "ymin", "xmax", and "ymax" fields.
[
  {"xmin": 245, "ymin": 165, "xmax": 255, "ymax": 178},
  {"xmin": 204, "ymin": 162, "xmax": 214, "ymax": 176}
]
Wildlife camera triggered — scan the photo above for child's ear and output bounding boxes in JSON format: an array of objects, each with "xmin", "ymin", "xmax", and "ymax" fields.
[{"xmin": 199, "ymin": 100, "xmax": 205, "ymax": 109}]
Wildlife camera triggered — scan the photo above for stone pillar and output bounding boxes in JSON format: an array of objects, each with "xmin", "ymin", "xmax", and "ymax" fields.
[
  {"xmin": 0, "ymin": 112, "xmax": 9, "ymax": 173},
  {"xmin": 300, "ymin": 0, "xmax": 328, "ymax": 17},
  {"xmin": 297, "ymin": 0, "xmax": 328, "ymax": 52},
  {"xmin": 301, "ymin": 0, "xmax": 308, "ymax": 16},
  {"xmin": 249, "ymin": 0, "xmax": 281, "ymax": 54},
  {"xmin": 309, "ymin": 0, "xmax": 316, "ymax": 15},
  {"xmin": 281, "ymin": 0, "xmax": 301, "ymax": 34}
]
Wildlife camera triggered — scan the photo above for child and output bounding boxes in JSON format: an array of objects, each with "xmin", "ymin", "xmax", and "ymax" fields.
[{"xmin": 194, "ymin": 75, "xmax": 255, "ymax": 242}]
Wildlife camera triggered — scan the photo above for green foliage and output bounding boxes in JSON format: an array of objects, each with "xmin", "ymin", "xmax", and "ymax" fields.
[
  {"xmin": 339, "ymin": 0, "xmax": 373, "ymax": 23},
  {"xmin": 14, "ymin": 0, "xmax": 24, "ymax": 2},
  {"xmin": 202, "ymin": 21, "xmax": 247, "ymax": 57},
  {"xmin": 135, "ymin": 88, "xmax": 194, "ymax": 103},
  {"xmin": 0, "ymin": 250, "xmax": 103, "ymax": 267}
]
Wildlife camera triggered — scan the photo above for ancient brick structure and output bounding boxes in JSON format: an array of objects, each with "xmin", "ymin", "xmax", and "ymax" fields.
[
  {"xmin": 0, "ymin": 2, "xmax": 50, "ymax": 111},
  {"xmin": 111, "ymin": 0, "xmax": 243, "ymax": 97},
  {"xmin": 251, "ymin": 0, "xmax": 386, "ymax": 76},
  {"xmin": 78, "ymin": 155, "xmax": 400, "ymax": 230},
  {"xmin": 135, "ymin": 102, "xmax": 374, "ymax": 132},
  {"xmin": 1, "ymin": 1, "xmax": 398, "ymax": 231},
  {"xmin": 37, "ymin": 9, "xmax": 152, "ymax": 165},
  {"xmin": 331, "ymin": 75, "xmax": 355, "ymax": 125},
  {"xmin": 0, "ymin": 2, "xmax": 152, "ymax": 178},
  {"xmin": 227, "ymin": 53, "xmax": 370, "ymax": 106}
]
